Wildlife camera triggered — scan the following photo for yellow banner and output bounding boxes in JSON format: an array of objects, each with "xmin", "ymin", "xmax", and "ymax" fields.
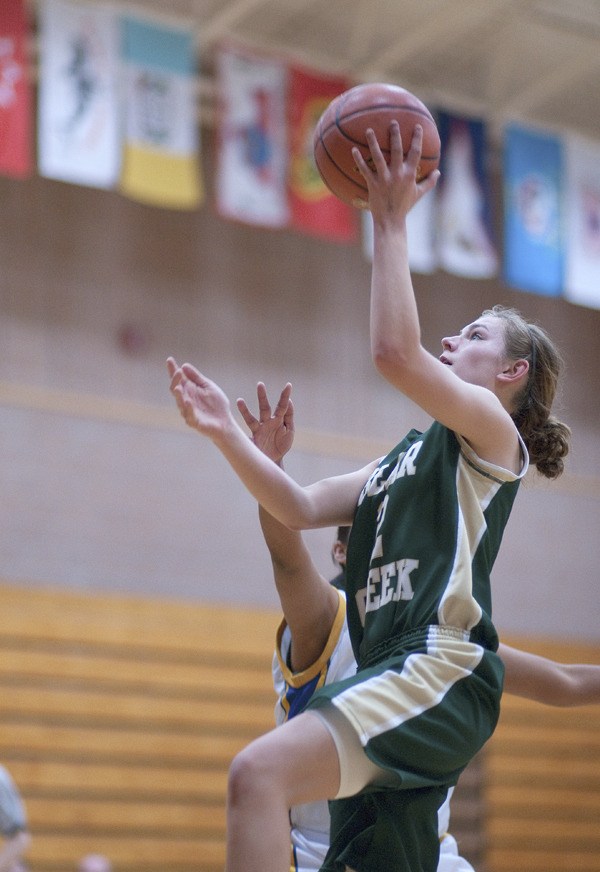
[{"xmin": 120, "ymin": 144, "xmax": 203, "ymax": 210}]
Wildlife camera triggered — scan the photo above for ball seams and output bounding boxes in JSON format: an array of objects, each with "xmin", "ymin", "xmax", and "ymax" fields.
[
  {"xmin": 314, "ymin": 136, "xmax": 368, "ymax": 199},
  {"xmin": 321, "ymin": 105, "xmax": 440, "ymax": 162},
  {"xmin": 312, "ymin": 84, "xmax": 441, "ymax": 206}
]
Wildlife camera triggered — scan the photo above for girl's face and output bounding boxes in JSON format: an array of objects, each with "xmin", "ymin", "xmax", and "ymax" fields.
[{"xmin": 440, "ymin": 314, "xmax": 509, "ymax": 390}]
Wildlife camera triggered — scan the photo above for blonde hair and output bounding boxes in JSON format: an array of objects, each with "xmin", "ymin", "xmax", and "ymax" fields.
[{"xmin": 483, "ymin": 305, "xmax": 571, "ymax": 479}]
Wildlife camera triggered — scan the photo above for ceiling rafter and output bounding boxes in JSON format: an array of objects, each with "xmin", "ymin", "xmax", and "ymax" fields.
[
  {"xmin": 197, "ymin": 0, "xmax": 275, "ymax": 47},
  {"xmin": 496, "ymin": 42, "xmax": 600, "ymax": 122},
  {"xmin": 358, "ymin": 0, "xmax": 518, "ymax": 79},
  {"xmin": 23, "ymin": 0, "xmax": 600, "ymax": 141}
]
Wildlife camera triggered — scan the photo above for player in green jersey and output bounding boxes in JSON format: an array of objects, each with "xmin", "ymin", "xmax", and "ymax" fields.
[
  {"xmin": 168, "ymin": 121, "xmax": 570, "ymax": 872},
  {"xmin": 247, "ymin": 382, "xmax": 598, "ymax": 872}
]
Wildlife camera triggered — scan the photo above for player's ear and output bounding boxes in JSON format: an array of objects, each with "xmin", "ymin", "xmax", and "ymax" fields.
[
  {"xmin": 332, "ymin": 540, "xmax": 347, "ymax": 566},
  {"xmin": 498, "ymin": 358, "xmax": 529, "ymax": 386}
]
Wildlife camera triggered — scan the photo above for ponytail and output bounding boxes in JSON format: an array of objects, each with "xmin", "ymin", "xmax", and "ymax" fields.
[{"xmin": 484, "ymin": 306, "xmax": 571, "ymax": 479}]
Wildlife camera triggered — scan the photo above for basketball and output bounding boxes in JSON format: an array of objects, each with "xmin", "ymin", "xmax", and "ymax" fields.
[{"xmin": 313, "ymin": 82, "xmax": 440, "ymax": 208}]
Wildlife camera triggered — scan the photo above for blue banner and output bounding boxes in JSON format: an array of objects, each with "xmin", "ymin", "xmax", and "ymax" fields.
[{"xmin": 503, "ymin": 124, "xmax": 563, "ymax": 296}]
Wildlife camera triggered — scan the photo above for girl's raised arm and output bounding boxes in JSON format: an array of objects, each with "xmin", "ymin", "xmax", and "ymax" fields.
[{"xmin": 355, "ymin": 124, "xmax": 525, "ymax": 472}]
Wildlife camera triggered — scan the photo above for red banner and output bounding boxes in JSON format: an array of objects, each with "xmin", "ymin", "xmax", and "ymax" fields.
[
  {"xmin": 287, "ymin": 65, "xmax": 357, "ymax": 243},
  {"xmin": 0, "ymin": 0, "xmax": 32, "ymax": 178}
]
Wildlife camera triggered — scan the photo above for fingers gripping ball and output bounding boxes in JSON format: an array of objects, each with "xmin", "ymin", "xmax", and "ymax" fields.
[{"xmin": 313, "ymin": 82, "xmax": 440, "ymax": 209}]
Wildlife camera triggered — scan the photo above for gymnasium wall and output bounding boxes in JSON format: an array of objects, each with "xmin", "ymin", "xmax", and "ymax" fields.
[{"xmin": 1, "ymin": 141, "xmax": 599, "ymax": 642}]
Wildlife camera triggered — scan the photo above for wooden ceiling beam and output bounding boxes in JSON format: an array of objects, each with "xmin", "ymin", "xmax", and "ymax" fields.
[
  {"xmin": 358, "ymin": 0, "xmax": 519, "ymax": 78},
  {"xmin": 496, "ymin": 44, "xmax": 600, "ymax": 119}
]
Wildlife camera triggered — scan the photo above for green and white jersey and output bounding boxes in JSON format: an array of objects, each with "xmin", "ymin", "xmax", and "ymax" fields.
[{"xmin": 346, "ymin": 421, "xmax": 528, "ymax": 667}]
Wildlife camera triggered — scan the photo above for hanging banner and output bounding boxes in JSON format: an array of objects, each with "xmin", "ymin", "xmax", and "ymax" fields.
[
  {"xmin": 0, "ymin": 0, "xmax": 33, "ymax": 178},
  {"xmin": 436, "ymin": 111, "xmax": 498, "ymax": 279},
  {"xmin": 287, "ymin": 64, "xmax": 356, "ymax": 243},
  {"xmin": 120, "ymin": 14, "xmax": 203, "ymax": 210},
  {"xmin": 37, "ymin": 0, "xmax": 120, "ymax": 188},
  {"xmin": 215, "ymin": 42, "xmax": 289, "ymax": 228},
  {"xmin": 362, "ymin": 192, "xmax": 437, "ymax": 274},
  {"xmin": 563, "ymin": 133, "xmax": 600, "ymax": 309},
  {"xmin": 503, "ymin": 123, "xmax": 563, "ymax": 296}
]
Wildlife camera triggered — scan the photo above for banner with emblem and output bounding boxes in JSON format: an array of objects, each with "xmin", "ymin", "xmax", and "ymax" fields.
[
  {"xmin": 563, "ymin": 133, "xmax": 600, "ymax": 309},
  {"xmin": 37, "ymin": 0, "xmax": 120, "ymax": 188},
  {"xmin": 215, "ymin": 42, "xmax": 289, "ymax": 228},
  {"xmin": 0, "ymin": 0, "xmax": 33, "ymax": 178},
  {"xmin": 120, "ymin": 14, "xmax": 203, "ymax": 210},
  {"xmin": 503, "ymin": 123, "xmax": 563, "ymax": 296},
  {"xmin": 287, "ymin": 64, "xmax": 356, "ymax": 243},
  {"xmin": 435, "ymin": 111, "xmax": 498, "ymax": 279}
]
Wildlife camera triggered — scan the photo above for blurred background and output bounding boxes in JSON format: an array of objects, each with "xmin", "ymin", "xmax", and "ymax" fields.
[
  {"xmin": 1, "ymin": 0, "xmax": 599, "ymax": 633},
  {"xmin": 1, "ymin": 1, "xmax": 599, "ymax": 870}
]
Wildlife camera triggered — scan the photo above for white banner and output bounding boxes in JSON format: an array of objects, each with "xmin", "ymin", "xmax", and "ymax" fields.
[
  {"xmin": 564, "ymin": 133, "xmax": 600, "ymax": 309},
  {"xmin": 362, "ymin": 192, "xmax": 436, "ymax": 274},
  {"xmin": 215, "ymin": 43, "xmax": 289, "ymax": 228},
  {"xmin": 38, "ymin": 0, "xmax": 120, "ymax": 188}
]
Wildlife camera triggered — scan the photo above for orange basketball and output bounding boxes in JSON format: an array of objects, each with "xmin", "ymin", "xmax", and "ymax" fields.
[{"xmin": 313, "ymin": 82, "xmax": 440, "ymax": 208}]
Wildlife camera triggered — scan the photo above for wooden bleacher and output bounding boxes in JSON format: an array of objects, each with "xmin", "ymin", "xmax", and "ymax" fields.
[
  {"xmin": 485, "ymin": 637, "xmax": 600, "ymax": 872},
  {"xmin": 0, "ymin": 582, "xmax": 279, "ymax": 872},
  {"xmin": 1, "ymin": 583, "xmax": 599, "ymax": 872}
]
